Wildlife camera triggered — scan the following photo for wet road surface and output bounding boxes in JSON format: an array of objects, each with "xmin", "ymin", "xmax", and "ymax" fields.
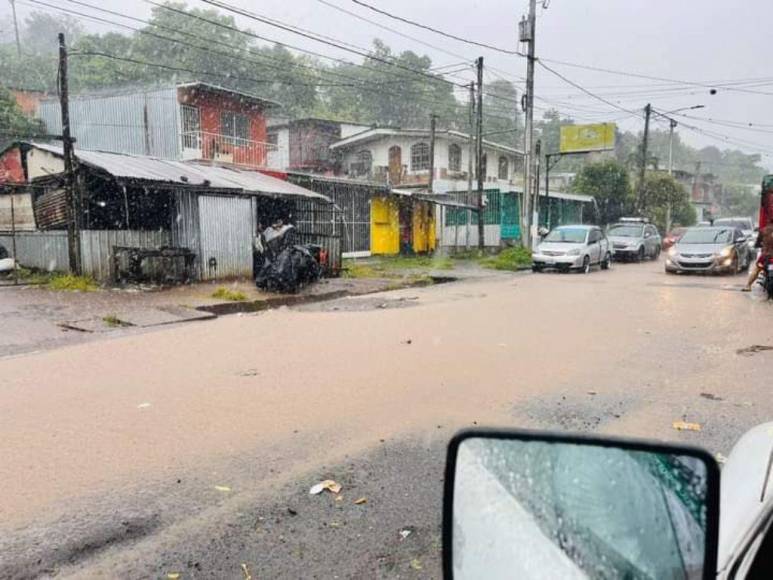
[{"xmin": 1, "ymin": 258, "xmax": 772, "ymax": 578}]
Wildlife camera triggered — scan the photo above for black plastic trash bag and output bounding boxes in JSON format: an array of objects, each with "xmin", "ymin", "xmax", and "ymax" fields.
[{"xmin": 256, "ymin": 244, "xmax": 321, "ymax": 293}]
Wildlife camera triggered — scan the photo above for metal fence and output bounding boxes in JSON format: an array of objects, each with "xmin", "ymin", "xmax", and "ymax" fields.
[
  {"xmin": 0, "ymin": 229, "xmax": 171, "ymax": 281},
  {"xmin": 294, "ymin": 197, "xmax": 342, "ymax": 274},
  {"xmin": 287, "ymin": 174, "xmax": 387, "ymax": 256}
]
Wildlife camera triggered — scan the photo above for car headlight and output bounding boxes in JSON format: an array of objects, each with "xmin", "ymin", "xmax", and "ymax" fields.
[
  {"xmin": 719, "ymin": 246, "xmax": 733, "ymax": 258},
  {"xmin": 567, "ymin": 248, "xmax": 582, "ymax": 256}
]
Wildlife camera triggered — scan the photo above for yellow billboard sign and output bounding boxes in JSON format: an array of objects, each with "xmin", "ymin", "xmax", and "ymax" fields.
[{"xmin": 559, "ymin": 123, "xmax": 616, "ymax": 153}]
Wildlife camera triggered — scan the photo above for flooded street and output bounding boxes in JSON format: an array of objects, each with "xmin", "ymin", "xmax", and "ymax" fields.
[{"xmin": 1, "ymin": 260, "xmax": 772, "ymax": 578}]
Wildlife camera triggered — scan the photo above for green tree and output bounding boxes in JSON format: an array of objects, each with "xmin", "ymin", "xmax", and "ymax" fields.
[
  {"xmin": 572, "ymin": 160, "xmax": 633, "ymax": 225},
  {"xmin": 483, "ymin": 79, "xmax": 520, "ymax": 148},
  {"xmin": 22, "ymin": 11, "xmax": 83, "ymax": 55},
  {"xmin": 325, "ymin": 39, "xmax": 461, "ymax": 127},
  {"xmin": 639, "ymin": 173, "xmax": 696, "ymax": 231},
  {"xmin": 0, "ymin": 86, "xmax": 45, "ymax": 145}
]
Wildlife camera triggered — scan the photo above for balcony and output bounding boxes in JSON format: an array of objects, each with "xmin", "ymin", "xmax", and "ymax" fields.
[{"xmin": 180, "ymin": 131, "xmax": 287, "ymax": 170}]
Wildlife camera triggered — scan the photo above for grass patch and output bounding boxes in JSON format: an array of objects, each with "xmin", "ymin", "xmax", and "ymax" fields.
[
  {"xmin": 211, "ymin": 286, "xmax": 248, "ymax": 301},
  {"xmin": 47, "ymin": 273, "xmax": 98, "ymax": 292},
  {"xmin": 479, "ymin": 246, "xmax": 533, "ymax": 271},
  {"xmin": 343, "ymin": 256, "xmax": 453, "ymax": 279},
  {"xmin": 102, "ymin": 314, "xmax": 126, "ymax": 328},
  {"xmin": 10, "ymin": 267, "xmax": 53, "ymax": 285}
]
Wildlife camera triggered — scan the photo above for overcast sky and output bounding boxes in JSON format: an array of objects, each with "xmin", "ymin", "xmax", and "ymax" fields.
[{"xmin": 3, "ymin": 0, "xmax": 771, "ymax": 167}]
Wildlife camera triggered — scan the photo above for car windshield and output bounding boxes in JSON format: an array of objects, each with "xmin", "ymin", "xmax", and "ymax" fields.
[
  {"xmin": 544, "ymin": 228, "xmax": 587, "ymax": 243},
  {"xmin": 608, "ymin": 225, "xmax": 644, "ymax": 237},
  {"xmin": 714, "ymin": 219, "xmax": 752, "ymax": 231},
  {"xmin": 679, "ymin": 228, "xmax": 733, "ymax": 244}
]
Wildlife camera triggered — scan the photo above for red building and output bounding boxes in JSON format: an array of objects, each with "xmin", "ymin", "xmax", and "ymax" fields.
[{"xmin": 35, "ymin": 82, "xmax": 282, "ymax": 170}]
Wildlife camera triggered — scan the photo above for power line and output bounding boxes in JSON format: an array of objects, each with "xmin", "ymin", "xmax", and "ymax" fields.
[{"xmin": 349, "ymin": 0, "xmax": 524, "ymax": 56}]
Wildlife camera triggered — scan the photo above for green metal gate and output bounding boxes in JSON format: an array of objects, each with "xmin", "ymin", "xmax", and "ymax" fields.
[{"xmin": 501, "ymin": 192, "xmax": 521, "ymax": 240}]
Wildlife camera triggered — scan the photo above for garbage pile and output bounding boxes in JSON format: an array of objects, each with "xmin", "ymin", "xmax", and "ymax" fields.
[{"xmin": 254, "ymin": 223, "xmax": 323, "ymax": 293}]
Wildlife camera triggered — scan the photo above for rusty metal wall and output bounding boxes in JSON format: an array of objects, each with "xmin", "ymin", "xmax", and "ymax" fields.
[
  {"xmin": 80, "ymin": 230, "xmax": 171, "ymax": 281},
  {"xmin": 197, "ymin": 194, "xmax": 255, "ymax": 279},
  {"xmin": 39, "ymin": 87, "xmax": 180, "ymax": 159},
  {"xmin": 0, "ymin": 231, "xmax": 68, "ymax": 271}
]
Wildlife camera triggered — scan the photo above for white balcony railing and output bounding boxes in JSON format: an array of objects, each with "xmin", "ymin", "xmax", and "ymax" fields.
[{"xmin": 181, "ymin": 131, "xmax": 287, "ymax": 170}]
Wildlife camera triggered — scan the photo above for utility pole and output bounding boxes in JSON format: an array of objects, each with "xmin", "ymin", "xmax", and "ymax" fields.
[
  {"xmin": 476, "ymin": 56, "xmax": 484, "ymax": 251},
  {"xmin": 466, "ymin": 82, "xmax": 475, "ymax": 251},
  {"xmin": 59, "ymin": 33, "xmax": 81, "ymax": 274},
  {"xmin": 9, "ymin": 0, "xmax": 21, "ymax": 57},
  {"xmin": 534, "ymin": 139, "xmax": 541, "ymax": 230},
  {"xmin": 637, "ymin": 102, "xmax": 652, "ymax": 211},
  {"xmin": 519, "ymin": 0, "xmax": 538, "ymax": 249},
  {"xmin": 428, "ymin": 113, "xmax": 437, "ymax": 194},
  {"xmin": 666, "ymin": 117, "xmax": 677, "ymax": 232}
]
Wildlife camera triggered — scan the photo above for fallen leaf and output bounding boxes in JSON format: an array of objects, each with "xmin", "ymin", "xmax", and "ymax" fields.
[
  {"xmin": 673, "ymin": 421, "xmax": 701, "ymax": 432},
  {"xmin": 214, "ymin": 485, "xmax": 232, "ymax": 492},
  {"xmin": 166, "ymin": 574, "xmax": 181, "ymax": 579},
  {"xmin": 309, "ymin": 480, "xmax": 342, "ymax": 495},
  {"xmin": 241, "ymin": 563, "xmax": 252, "ymax": 580},
  {"xmin": 410, "ymin": 558, "xmax": 423, "ymax": 571},
  {"xmin": 354, "ymin": 497, "xmax": 367, "ymax": 505},
  {"xmin": 329, "ymin": 521, "xmax": 342, "ymax": 528},
  {"xmin": 335, "ymin": 495, "xmax": 344, "ymax": 502}
]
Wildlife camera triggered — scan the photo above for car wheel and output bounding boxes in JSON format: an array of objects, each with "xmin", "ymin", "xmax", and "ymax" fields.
[
  {"xmin": 653, "ymin": 245, "xmax": 661, "ymax": 260},
  {"xmin": 601, "ymin": 252, "xmax": 611, "ymax": 270},
  {"xmin": 581, "ymin": 255, "xmax": 591, "ymax": 274},
  {"xmin": 532, "ymin": 265, "xmax": 543, "ymax": 273},
  {"xmin": 637, "ymin": 246, "xmax": 645, "ymax": 262}
]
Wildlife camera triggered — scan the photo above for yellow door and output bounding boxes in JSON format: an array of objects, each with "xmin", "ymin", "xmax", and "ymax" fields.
[
  {"xmin": 411, "ymin": 201, "xmax": 436, "ymax": 253},
  {"xmin": 371, "ymin": 196, "xmax": 400, "ymax": 255}
]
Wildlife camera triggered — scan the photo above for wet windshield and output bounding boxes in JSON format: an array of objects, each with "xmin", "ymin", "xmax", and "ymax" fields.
[
  {"xmin": 713, "ymin": 219, "xmax": 752, "ymax": 231},
  {"xmin": 544, "ymin": 228, "xmax": 588, "ymax": 243},
  {"xmin": 679, "ymin": 228, "xmax": 733, "ymax": 244},
  {"xmin": 608, "ymin": 225, "xmax": 644, "ymax": 237}
]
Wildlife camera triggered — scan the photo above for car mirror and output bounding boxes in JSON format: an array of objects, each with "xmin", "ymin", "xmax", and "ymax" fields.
[{"xmin": 443, "ymin": 429, "xmax": 720, "ymax": 579}]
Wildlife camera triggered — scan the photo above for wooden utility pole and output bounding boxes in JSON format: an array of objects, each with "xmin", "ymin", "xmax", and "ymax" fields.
[
  {"xmin": 59, "ymin": 33, "xmax": 80, "ymax": 274},
  {"xmin": 9, "ymin": 0, "xmax": 21, "ymax": 57},
  {"xmin": 428, "ymin": 113, "xmax": 437, "ymax": 194},
  {"xmin": 466, "ymin": 83, "xmax": 474, "ymax": 250},
  {"xmin": 520, "ymin": 0, "xmax": 537, "ymax": 249},
  {"xmin": 637, "ymin": 102, "xmax": 652, "ymax": 210},
  {"xmin": 476, "ymin": 56, "xmax": 484, "ymax": 251}
]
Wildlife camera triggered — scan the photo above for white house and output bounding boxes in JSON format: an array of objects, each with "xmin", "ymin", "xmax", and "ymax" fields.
[{"xmin": 328, "ymin": 128, "xmax": 524, "ymax": 193}]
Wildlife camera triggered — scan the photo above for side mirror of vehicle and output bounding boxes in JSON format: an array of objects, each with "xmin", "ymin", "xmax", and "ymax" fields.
[{"xmin": 443, "ymin": 429, "xmax": 720, "ymax": 579}]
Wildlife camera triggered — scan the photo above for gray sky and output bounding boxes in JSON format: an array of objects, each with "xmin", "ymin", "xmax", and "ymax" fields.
[{"xmin": 3, "ymin": 0, "xmax": 772, "ymax": 167}]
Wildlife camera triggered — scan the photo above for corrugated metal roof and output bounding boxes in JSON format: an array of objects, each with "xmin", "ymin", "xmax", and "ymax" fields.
[{"xmin": 28, "ymin": 143, "xmax": 330, "ymax": 201}]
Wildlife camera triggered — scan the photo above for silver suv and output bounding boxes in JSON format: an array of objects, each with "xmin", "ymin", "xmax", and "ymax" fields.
[{"xmin": 607, "ymin": 221, "xmax": 661, "ymax": 261}]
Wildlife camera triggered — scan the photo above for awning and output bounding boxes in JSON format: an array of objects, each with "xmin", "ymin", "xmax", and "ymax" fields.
[{"xmin": 22, "ymin": 142, "xmax": 331, "ymax": 202}]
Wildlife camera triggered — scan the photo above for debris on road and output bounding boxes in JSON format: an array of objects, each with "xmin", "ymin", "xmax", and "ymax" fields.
[
  {"xmin": 399, "ymin": 527, "xmax": 414, "ymax": 540},
  {"xmin": 700, "ymin": 392, "xmax": 723, "ymax": 401},
  {"xmin": 673, "ymin": 420, "xmax": 702, "ymax": 432},
  {"xmin": 736, "ymin": 345, "xmax": 773, "ymax": 357},
  {"xmin": 354, "ymin": 497, "xmax": 367, "ymax": 505},
  {"xmin": 214, "ymin": 485, "xmax": 232, "ymax": 492},
  {"xmin": 287, "ymin": 507, "xmax": 298, "ymax": 516},
  {"xmin": 238, "ymin": 369, "xmax": 259, "ymax": 377},
  {"xmin": 137, "ymin": 402, "xmax": 151, "ymax": 409},
  {"xmin": 402, "ymin": 338, "xmax": 412, "ymax": 345},
  {"xmin": 241, "ymin": 563, "xmax": 253, "ymax": 580},
  {"xmin": 587, "ymin": 390, "xmax": 597, "ymax": 396},
  {"xmin": 309, "ymin": 480, "xmax": 342, "ymax": 495},
  {"xmin": 410, "ymin": 558, "xmax": 423, "ymax": 571},
  {"xmin": 716, "ymin": 453, "xmax": 727, "ymax": 464},
  {"xmin": 166, "ymin": 573, "xmax": 181, "ymax": 579}
]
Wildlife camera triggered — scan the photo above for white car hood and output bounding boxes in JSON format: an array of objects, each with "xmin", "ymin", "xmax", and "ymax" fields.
[{"xmin": 537, "ymin": 242, "xmax": 585, "ymax": 253}]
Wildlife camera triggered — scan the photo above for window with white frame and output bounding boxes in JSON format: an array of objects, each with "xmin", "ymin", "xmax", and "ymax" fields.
[
  {"xmin": 411, "ymin": 142, "xmax": 430, "ymax": 171},
  {"xmin": 448, "ymin": 143, "xmax": 462, "ymax": 172}
]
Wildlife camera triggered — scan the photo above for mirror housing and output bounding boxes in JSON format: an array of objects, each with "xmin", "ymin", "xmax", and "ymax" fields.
[{"xmin": 443, "ymin": 429, "xmax": 720, "ymax": 579}]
